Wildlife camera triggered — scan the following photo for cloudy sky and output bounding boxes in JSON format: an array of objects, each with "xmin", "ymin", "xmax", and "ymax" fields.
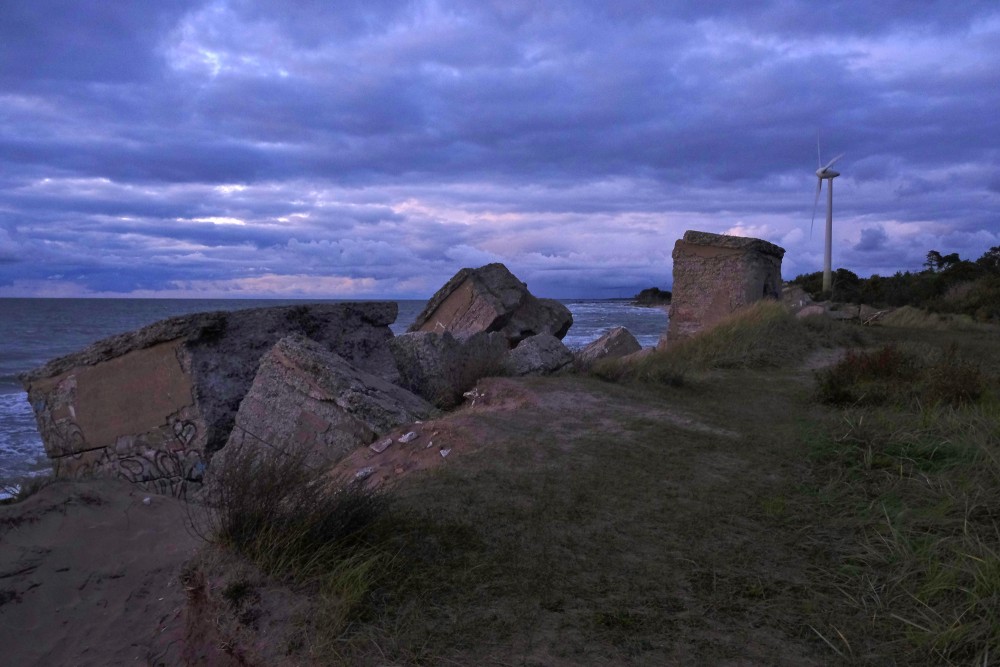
[{"xmin": 2, "ymin": 1, "xmax": 998, "ymax": 299}]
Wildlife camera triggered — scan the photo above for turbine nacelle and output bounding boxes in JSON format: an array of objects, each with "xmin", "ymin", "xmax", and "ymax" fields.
[{"xmin": 815, "ymin": 152, "xmax": 843, "ymax": 180}]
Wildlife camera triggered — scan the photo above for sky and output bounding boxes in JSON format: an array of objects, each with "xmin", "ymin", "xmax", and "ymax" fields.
[{"xmin": 1, "ymin": 1, "xmax": 998, "ymax": 299}]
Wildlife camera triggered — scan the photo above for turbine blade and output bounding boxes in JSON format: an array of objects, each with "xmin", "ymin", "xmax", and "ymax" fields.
[
  {"xmin": 823, "ymin": 153, "xmax": 844, "ymax": 170},
  {"xmin": 817, "ymin": 134, "xmax": 822, "ymax": 168},
  {"xmin": 810, "ymin": 178, "xmax": 822, "ymax": 238}
]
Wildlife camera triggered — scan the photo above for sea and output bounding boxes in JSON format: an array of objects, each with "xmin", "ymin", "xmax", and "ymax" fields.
[{"xmin": 0, "ymin": 298, "xmax": 667, "ymax": 483}]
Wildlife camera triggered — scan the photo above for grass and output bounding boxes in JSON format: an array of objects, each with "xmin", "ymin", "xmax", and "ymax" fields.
[
  {"xmin": 0, "ymin": 474, "xmax": 55, "ymax": 505},
  {"xmin": 592, "ymin": 299, "xmax": 868, "ymax": 385},
  {"xmin": 189, "ymin": 303, "xmax": 999, "ymax": 665},
  {"xmin": 880, "ymin": 305, "xmax": 995, "ymax": 332},
  {"xmin": 804, "ymin": 327, "xmax": 1000, "ymax": 665},
  {"xmin": 191, "ymin": 437, "xmax": 402, "ymax": 662}
]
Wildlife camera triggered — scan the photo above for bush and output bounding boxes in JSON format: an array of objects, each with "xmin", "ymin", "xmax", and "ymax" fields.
[
  {"xmin": 200, "ymin": 439, "xmax": 390, "ymax": 578},
  {"xmin": 816, "ymin": 344, "xmax": 986, "ymax": 408},
  {"xmin": 921, "ymin": 347, "xmax": 986, "ymax": 406}
]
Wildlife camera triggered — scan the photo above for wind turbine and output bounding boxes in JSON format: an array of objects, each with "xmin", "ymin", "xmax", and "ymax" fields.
[{"xmin": 811, "ymin": 140, "xmax": 843, "ymax": 293}]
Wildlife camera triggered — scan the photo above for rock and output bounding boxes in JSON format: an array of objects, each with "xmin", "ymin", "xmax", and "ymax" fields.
[
  {"xmin": 408, "ymin": 263, "xmax": 573, "ymax": 345},
  {"xmin": 504, "ymin": 334, "xmax": 574, "ymax": 376},
  {"xmin": 20, "ymin": 303, "xmax": 399, "ymax": 496},
  {"xmin": 500, "ymin": 296, "xmax": 574, "ymax": 343},
  {"xmin": 399, "ymin": 431, "xmax": 419, "ymax": 443},
  {"xmin": 667, "ymin": 231, "xmax": 785, "ymax": 344},
  {"xmin": 859, "ymin": 304, "xmax": 885, "ymax": 323},
  {"xmin": 370, "ymin": 437, "xmax": 393, "ymax": 453},
  {"xmin": 827, "ymin": 304, "xmax": 860, "ymax": 320},
  {"xmin": 390, "ymin": 330, "xmax": 507, "ymax": 408},
  {"xmin": 795, "ymin": 304, "xmax": 828, "ymax": 319},
  {"xmin": 221, "ymin": 335, "xmax": 432, "ymax": 473},
  {"xmin": 575, "ymin": 327, "xmax": 642, "ymax": 366},
  {"xmin": 782, "ymin": 285, "xmax": 814, "ymax": 313}
]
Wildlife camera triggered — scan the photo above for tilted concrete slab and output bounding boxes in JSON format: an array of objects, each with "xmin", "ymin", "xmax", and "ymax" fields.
[{"xmin": 20, "ymin": 303, "xmax": 399, "ymax": 496}]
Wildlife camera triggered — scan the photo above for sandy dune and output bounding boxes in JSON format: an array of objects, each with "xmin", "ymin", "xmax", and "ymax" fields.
[{"xmin": 0, "ymin": 479, "xmax": 200, "ymax": 667}]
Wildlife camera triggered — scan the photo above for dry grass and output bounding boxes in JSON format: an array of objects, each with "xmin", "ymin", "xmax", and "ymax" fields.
[
  {"xmin": 880, "ymin": 305, "xmax": 995, "ymax": 332},
  {"xmin": 805, "ymin": 327, "xmax": 1000, "ymax": 665},
  {"xmin": 593, "ymin": 300, "xmax": 867, "ymax": 385},
  {"xmin": 190, "ymin": 438, "xmax": 402, "ymax": 662},
  {"xmin": 186, "ymin": 307, "xmax": 999, "ymax": 665},
  {"xmin": 0, "ymin": 474, "xmax": 56, "ymax": 505}
]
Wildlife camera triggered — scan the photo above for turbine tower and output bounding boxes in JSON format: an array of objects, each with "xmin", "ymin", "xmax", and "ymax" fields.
[{"xmin": 811, "ymin": 141, "xmax": 843, "ymax": 293}]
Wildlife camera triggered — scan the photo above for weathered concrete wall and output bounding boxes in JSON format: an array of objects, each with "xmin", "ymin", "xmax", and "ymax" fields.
[
  {"xmin": 21, "ymin": 303, "xmax": 399, "ymax": 496},
  {"xmin": 666, "ymin": 231, "xmax": 785, "ymax": 343}
]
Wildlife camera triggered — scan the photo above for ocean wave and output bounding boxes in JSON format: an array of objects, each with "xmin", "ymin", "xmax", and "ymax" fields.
[{"xmin": 0, "ymin": 391, "xmax": 46, "ymax": 481}]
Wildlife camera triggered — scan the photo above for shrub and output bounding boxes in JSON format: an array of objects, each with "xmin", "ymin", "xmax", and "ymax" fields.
[
  {"xmin": 920, "ymin": 348, "xmax": 985, "ymax": 407},
  {"xmin": 200, "ymin": 439, "xmax": 391, "ymax": 578},
  {"xmin": 816, "ymin": 344, "xmax": 986, "ymax": 408}
]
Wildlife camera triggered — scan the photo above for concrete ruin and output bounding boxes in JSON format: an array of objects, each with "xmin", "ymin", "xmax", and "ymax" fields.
[
  {"xmin": 221, "ymin": 334, "xmax": 433, "ymax": 472},
  {"xmin": 19, "ymin": 264, "xmax": 583, "ymax": 498},
  {"xmin": 20, "ymin": 303, "xmax": 400, "ymax": 497},
  {"xmin": 666, "ymin": 231, "xmax": 785, "ymax": 343},
  {"xmin": 408, "ymin": 263, "xmax": 573, "ymax": 345}
]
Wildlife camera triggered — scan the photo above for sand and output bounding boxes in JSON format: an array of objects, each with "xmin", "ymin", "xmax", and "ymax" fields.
[{"xmin": 0, "ymin": 479, "xmax": 200, "ymax": 666}]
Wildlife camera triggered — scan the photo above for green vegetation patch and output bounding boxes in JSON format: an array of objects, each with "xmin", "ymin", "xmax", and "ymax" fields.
[
  {"xmin": 594, "ymin": 299, "xmax": 867, "ymax": 387},
  {"xmin": 807, "ymin": 328, "xmax": 1000, "ymax": 665},
  {"xmin": 816, "ymin": 343, "xmax": 986, "ymax": 408}
]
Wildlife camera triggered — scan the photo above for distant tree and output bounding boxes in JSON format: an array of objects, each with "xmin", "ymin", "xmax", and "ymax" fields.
[
  {"xmin": 925, "ymin": 250, "xmax": 944, "ymax": 272},
  {"xmin": 940, "ymin": 259, "xmax": 983, "ymax": 284},
  {"xmin": 790, "ymin": 271, "xmax": 823, "ymax": 298},
  {"xmin": 791, "ymin": 247, "xmax": 998, "ymax": 318},
  {"xmin": 977, "ymin": 246, "xmax": 1000, "ymax": 275},
  {"xmin": 790, "ymin": 269, "xmax": 860, "ymax": 302},
  {"xmin": 860, "ymin": 273, "xmax": 884, "ymax": 304}
]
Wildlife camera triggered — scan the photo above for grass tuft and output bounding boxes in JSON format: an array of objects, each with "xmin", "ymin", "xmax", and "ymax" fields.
[
  {"xmin": 202, "ymin": 439, "xmax": 389, "ymax": 575},
  {"xmin": 0, "ymin": 474, "xmax": 55, "ymax": 505},
  {"xmin": 194, "ymin": 438, "xmax": 399, "ymax": 658}
]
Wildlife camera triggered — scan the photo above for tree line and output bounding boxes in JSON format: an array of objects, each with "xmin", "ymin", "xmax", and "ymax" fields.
[{"xmin": 790, "ymin": 246, "xmax": 1000, "ymax": 322}]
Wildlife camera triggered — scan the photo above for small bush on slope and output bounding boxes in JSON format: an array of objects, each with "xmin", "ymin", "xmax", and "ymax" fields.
[{"xmin": 816, "ymin": 343, "xmax": 985, "ymax": 408}]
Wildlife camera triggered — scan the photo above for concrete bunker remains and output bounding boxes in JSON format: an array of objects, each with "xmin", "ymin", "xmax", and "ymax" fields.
[{"xmin": 666, "ymin": 230, "xmax": 785, "ymax": 343}]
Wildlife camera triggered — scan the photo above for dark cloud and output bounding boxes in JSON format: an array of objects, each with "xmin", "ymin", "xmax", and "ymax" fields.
[
  {"xmin": 854, "ymin": 226, "xmax": 888, "ymax": 252},
  {"xmin": 0, "ymin": 2, "xmax": 199, "ymax": 87},
  {"xmin": 0, "ymin": 1, "xmax": 998, "ymax": 298}
]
